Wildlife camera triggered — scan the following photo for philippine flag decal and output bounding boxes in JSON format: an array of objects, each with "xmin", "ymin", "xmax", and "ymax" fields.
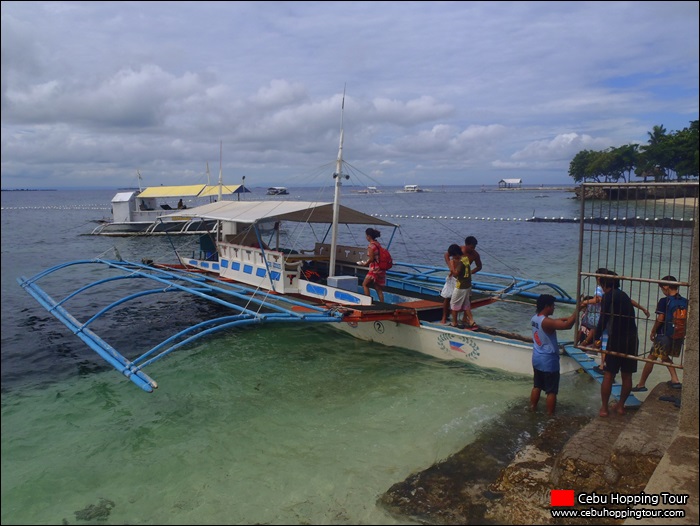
[{"xmin": 449, "ymin": 341, "xmax": 465, "ymax": 353}]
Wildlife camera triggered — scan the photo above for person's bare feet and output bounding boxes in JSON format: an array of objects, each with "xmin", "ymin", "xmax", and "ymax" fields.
[
  {"xmin": 599, "ymin": 407, "xmax": 609, "ymax": 417},
  {"xmin": 610, "ymin": 402, "xmax": 626, "ymax": 416}
]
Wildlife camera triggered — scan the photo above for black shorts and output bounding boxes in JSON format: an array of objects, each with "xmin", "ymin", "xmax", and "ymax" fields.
[
  {"xmin": 604, "ymin": 353, "xmax": 638, "ymax": 375},
  {"xmin": 533, "ymin": 368, "xmax": 560, "ymax": 395},
  {"xmin": 603, "ymin": 335, "xmax": 639, "ymax": 376}
]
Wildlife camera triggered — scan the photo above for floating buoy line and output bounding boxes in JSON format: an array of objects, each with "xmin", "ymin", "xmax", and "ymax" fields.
[
  {"xmin": 1, "ymin": 205, "xmax": 109, "ymax": 210},
  {"xmin": 370, "ymin": 214, "xmax": 694, "ymax": 227},
  {"xmin": 2, "ymin": 207, "xmax": 693, "ymax": 228}
]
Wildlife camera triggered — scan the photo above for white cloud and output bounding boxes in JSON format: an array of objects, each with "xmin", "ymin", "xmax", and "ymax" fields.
[{"xmin": 1, "ymin": 1, "xmax": 697, "ymax": 188}]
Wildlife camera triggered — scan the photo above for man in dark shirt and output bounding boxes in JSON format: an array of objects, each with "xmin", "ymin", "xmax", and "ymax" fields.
[{"xmin": 584, "ymin": 274, "xmax": 638, "ymax": 417}]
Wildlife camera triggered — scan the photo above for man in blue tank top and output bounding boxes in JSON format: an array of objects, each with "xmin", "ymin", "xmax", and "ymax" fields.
[{"xmin": 530, "ymin": 294, "xmax": 579, "ymax": 415}]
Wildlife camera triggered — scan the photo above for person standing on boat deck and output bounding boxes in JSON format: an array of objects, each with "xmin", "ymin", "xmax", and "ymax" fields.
[
  {"xmin": 462, "ymin": 236, "xmax": 482, "ymax": 277},
  {"xmin": 530, "ymin": 294, "xmax": 579, "ymax": 415},
  {"xmin": 177, "ymin": 199, "xmax": 185, "ymax": 209},
  {"xmin": 448, "ymin": 236, "xmax": 482, "ymax": 328},
  {"xmin": 632, "ymin": 276, "xmax": 685, "ymax": 393},
  {"xmin": 359, "ymin": 228, "xmax": 385, "ymax": 302},
  {"xmin": 444, "ymin": 237, "xmax": 483, "ymax": 274},
  {"xmin": 450, "ymin": 251, "xmax": 477, "ymax": 329},
  {"xmin": 582, "ymin": 274, "xmax": 639, "ymax": 417},
  {"xmin": 440, "ymin": 244, "xmax": 463, "ymax": 324}
]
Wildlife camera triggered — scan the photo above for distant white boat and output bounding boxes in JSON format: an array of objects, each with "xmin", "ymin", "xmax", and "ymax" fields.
[
  {"xmin": 357, "ymin": 186, "xmax": 381, "ymax": 194},
  {"xmin": 398, "ymin": 184, "xmax": 423, "ymax": 193},
  {"xmin": 91, "ymin": 183, "xmax": 250, "ymax": 236},
  {"xmin": 267, "ymin": 186, "xmax": 289, "ymax": 195}
]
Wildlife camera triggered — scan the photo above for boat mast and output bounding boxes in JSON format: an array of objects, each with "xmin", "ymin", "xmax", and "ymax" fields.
[
  {"xmin": 218, "ymin": 141, "xmax": 223, "ymax": 202},
  {"xmin": 329, "ymin": 88, "xmax": 347, "ymax": 277}
]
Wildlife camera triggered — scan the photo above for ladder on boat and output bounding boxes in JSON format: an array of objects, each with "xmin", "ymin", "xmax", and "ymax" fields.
[{"xmin": 563, "ymin": 344, "xmax": 641, "ymax": 408}]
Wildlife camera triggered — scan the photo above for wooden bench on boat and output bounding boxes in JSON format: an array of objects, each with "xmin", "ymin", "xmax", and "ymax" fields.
[{"xmin": 313, "ymin": 242, "xmax": 367, "ymax": 264}]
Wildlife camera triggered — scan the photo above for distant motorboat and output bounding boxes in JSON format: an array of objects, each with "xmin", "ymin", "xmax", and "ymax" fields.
[
  {"xmin": 267, "ymin": 186, "xmax": 289, "ymax": 195},
  {"xmin": 357, "ymin": 186, "xmax": 381, "ymax": 194},
  {"xmin": 398, "ymin": 184, "xmax": 423, "ymax": 193}
]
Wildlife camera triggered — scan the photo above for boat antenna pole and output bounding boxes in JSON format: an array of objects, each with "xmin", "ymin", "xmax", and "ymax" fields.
[
  {"xmin": 136, "ymin": 169, "xmax": 143, "ymax": 192},
  {"xmin": 218, "ymin": 140, "xmax": 223, "ymax": 203},
  {"xmin": 329, "ymin": 86, "xmax": 348, "ymax": 278}
]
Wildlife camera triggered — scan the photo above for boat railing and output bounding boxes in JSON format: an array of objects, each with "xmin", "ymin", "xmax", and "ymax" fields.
[{"xmin": 314, "ymin": 242, "xmax": 366, "ymax": 263}]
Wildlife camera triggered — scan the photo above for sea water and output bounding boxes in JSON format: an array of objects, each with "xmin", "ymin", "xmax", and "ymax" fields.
[{"xmin": 1, "ymin": 186, "xmax": 674, "ymax": 525}]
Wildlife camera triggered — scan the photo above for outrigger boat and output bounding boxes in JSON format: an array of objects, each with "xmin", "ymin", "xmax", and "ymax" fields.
[
  {"xmin": 91, "ymin": 182, "xmax": 251, "ymax": 236},
  {"xmin": 17, "ymin": 100, "xmax": 587, "ymax": 394},
  {"xmin": 17, "ymin": 226, "xmax": 580, "ymax": 393}
]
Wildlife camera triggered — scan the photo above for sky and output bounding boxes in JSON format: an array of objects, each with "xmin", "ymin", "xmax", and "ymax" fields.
[{"xmin": 1, "ymin": 1, "xmax": 698, "ymax": 190}]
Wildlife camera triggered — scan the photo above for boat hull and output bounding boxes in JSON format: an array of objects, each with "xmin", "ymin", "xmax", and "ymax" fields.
[
  {"xmin": 331, "ymin": 319, "xmax": 580, "ymax": 376},
  {"xmin": 91, "ymin": 218, "xmax": 218, "ymax": 236}
]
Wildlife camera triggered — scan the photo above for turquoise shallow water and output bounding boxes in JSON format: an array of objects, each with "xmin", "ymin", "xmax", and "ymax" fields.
[
  {"xmin": 2, "ymin": 185, "xmax": 685, "ymax": 524},
  {"xmin": 2, "ymin": 325, "xmax": 603, "ymax": 525}
]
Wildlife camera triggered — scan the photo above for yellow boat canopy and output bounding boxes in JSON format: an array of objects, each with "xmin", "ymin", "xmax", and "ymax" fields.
[
  {"xmin": 199, "ymin": 184, "xmax": 250, "ymax": 197},
  {"xmin": 137, "ymin": 184, "xmax": 249, "ymax": 199},
  {"xmin": 138, "ymin": 185, "xmax": 206, "ymax": 198}
]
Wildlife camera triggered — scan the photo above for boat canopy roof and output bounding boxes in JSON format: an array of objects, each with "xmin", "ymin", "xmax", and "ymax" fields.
[
  {"xmin": 199, "ymin": 184, "xmax": 250, "ymax": 197},
  {"xmin": 112, "ymin": 191, "xmax": 137, "ymax": 203},
  {"xmin": 165, "ymin": 200, "xmax": 397, "ymax": 227},
  {"xmin": 137, "ymin": 184, "xmax": 248, "ymax": 199}
]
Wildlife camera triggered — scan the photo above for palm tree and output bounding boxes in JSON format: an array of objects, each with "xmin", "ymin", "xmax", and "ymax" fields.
[{"xmin": 647, "ymin": 125, "xmax": 667, "ymax": 146}]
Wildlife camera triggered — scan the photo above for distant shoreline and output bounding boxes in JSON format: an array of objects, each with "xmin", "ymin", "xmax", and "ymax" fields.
[
  {"xmin": 1, "ymin": 188, "xmax": 57, "ymax": 192},
  {"xmin": 658, "ymin": 197, "xmax": 698, "ymax": 207},
  {"xmin": 487, "ymin": 186, "xmax": 575, "ymax": 192}
]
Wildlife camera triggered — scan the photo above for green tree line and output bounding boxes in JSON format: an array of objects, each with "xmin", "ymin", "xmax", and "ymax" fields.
[{"xmin": 568, "ymin": 120, "xmax": 699, "ymax": 183}]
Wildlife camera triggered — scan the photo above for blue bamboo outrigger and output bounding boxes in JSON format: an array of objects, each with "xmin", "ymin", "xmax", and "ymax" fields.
[
  {"xmin": 381, "ymin": 262, "xmax": 574, "ymax": 304},
  {"xmin": 18, "ymin": 259, "xmax": 348, "ymax": 392}
]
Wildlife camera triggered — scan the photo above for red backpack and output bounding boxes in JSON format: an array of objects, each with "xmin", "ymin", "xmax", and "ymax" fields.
[
  {"xmin": 372, "ymin": 242, "xmax": 393, "ymax": 271},
  {"xmin": 666, "ymin": 294, "xmax": 688, "ymax": 340}
]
